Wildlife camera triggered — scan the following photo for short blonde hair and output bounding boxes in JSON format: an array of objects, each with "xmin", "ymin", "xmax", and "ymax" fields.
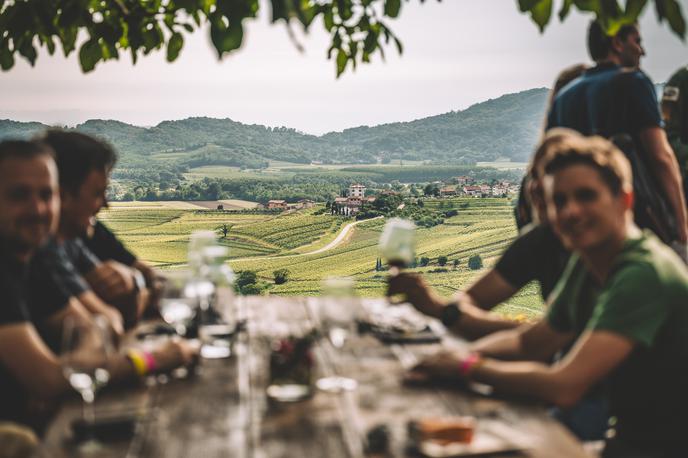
[{"xmin": 538, "ymin": 128, "xmax": 633, "ymax": 195}]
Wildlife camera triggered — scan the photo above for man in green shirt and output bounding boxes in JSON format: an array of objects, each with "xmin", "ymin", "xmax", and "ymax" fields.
[{"xmin": 409, "ymin": 129, "xmax": 688, "ymax": 456}]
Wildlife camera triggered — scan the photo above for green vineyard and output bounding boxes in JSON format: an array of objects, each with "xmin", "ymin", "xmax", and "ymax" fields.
[{"xmin": 101, "ymin": 200, "xmax": 545, "ymax": 320}]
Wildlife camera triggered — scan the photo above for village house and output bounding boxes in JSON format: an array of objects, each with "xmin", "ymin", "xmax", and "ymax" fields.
[
  {"xmin": 455, "ymin": 175, "xmax": 473, "ymax": 185},
  {"xmin": 297, "ymin": 199, "xmax": 315, "ymax": 209},
  {"xmin": 267, "ymin": 199, "xmax": 288, "ymax": 210},
  {"xmin": 349, "ymin": 183, "xmax": 366, "ymax": 198},
  {"xmin": 439, "ymin": 185, "xmax": 457, "ymax": 197}
]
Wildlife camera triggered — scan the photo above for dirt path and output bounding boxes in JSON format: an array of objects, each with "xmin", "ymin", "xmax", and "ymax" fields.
[{"xmin": 230, "ymin": 216, "xmax": 382, "ymax": 262}]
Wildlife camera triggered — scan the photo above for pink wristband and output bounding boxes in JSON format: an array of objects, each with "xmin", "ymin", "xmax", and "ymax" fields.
[
  {"xmin": 142, "ymin": 351, "xmax": 158, "ymax": 373},
  {"xmin": 458, "ymin": 353, "xmax": 481, "ymax": 377}
]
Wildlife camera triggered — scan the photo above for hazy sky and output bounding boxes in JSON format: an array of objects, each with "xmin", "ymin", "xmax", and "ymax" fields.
[{"xmin": 0, "ymin": 1, "xmax": 686, "ymax": 135}]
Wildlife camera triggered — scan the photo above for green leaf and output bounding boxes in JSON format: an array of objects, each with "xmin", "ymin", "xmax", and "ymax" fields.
[
  {"xmin": 530, "ymin": 0, "xmax": 553, "ymax": 32},
  {"xmin": 558, "ymin": 0, "xmax": 574, "ymax": 20},
  {"xmin": 79, "ymin": 38, "xmax": 102, "ymax": 72},
  {"xmin": 384, "ymin": 0, "xmax": 401, "ymax": 18},
  {"xmin": 0, "ymin": 44, "xmax": 14, "ymax": 70},
  {"xmin": 658, "ymin": 0, "xmax": 687, "ymax": 39},
  {"xmin": 166, "ymin": 31, "xmax": 184, "ymax": 62},
  {"xmin": 624, "ymin": 0, "xmax": 648, "ymax": 20},
  {"xmin": 210, "ymin": 18, "xmax": 244, "ymax": 56},
  {"xmin": 336, "ymin": 48, "xmax": 347, "ymax": 77},
  {"xmin": 270, "ymin": 0, "xmax": 289, "ymax": 22},
  {"xmin": 518, "ymin": 0, "xmax": 542, "ymax": 12}
]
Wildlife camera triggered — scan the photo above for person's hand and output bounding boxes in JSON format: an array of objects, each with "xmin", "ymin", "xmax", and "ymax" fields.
[
  {"xmin": 86, "ymin": 261, "xmax": 136, "ymax": 300},
  {"xmin": 387, "ymin": 272, "xmax": 444, "ymax": 318},
  {"xmin": 406, "ymin": 349, "xmax": 470, "ymax": 383},
  {"xmin": 151, "ymin": 339, "xmax": 200, "ymax": 373},
  {"xmin": 99, "ymin": 305, "xmax": 125, "ymax": 339}
]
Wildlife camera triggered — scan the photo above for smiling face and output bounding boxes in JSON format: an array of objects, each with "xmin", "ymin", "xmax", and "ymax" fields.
[
  {"xmin": 545, "ymin": 163, "xmax": 629, "ymax": 253},
  {"xmin": 0, "ymin": 154, "xmax": 60, "ymax": 253},
  {"xmin": 60, "ymin": 168, "xmax": 108, "ymax": 238}
]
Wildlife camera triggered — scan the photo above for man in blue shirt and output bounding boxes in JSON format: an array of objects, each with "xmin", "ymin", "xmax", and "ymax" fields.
[{"xmin": 548, "ymin": 21, "xmax": 688, "ymax": 250}]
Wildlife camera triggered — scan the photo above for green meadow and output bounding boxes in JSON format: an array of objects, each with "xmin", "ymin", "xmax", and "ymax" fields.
[{"xmin": 101, "ymin": 199, "xmax": 545, "ymax": 320}]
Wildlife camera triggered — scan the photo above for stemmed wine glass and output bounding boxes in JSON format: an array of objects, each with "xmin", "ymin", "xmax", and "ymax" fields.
[
  {"xmin": 61, "ymin": 315, "xmax": 114, "ymax": 451},
  {"xmin": 315, "ymin": 277, "xmax": 359, "ymax": 393}
]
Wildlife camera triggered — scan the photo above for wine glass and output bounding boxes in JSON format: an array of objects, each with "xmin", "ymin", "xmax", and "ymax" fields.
[
  {"xmin": 379, "ymin": 218, "xmax": 416, "ymax": 268},
  {"xmin": 159, "ymin": 271, "xmax": 197, "ymax": 337},
  {"xmin": 316, "ymin": 277, "xmax": 359, "ymax": 393},
  {"xmin": 61, "ymin": 316, "xmax": 113, "ymax": 451}
]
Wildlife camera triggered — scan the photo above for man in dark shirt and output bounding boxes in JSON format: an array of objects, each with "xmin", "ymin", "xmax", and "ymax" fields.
[
  {"xmin": 0, "ymin": 139, "xmax": 197, "ymax": 430},
  {"xmin": 40, "ymin": 130, "xmax": 150, "ymax": 330},
  {"xmin": 547, "ymin": 20, "xmax": 688, "ymax": 248}
]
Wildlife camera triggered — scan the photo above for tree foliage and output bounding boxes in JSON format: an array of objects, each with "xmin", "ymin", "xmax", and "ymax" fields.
[
  {"xmin": 468, "ymin": 254, "xmax": 483, "ymax": 271},
  {"xmin": 0, "ymin": 1, "xmax": 683, "ymax": 77}
]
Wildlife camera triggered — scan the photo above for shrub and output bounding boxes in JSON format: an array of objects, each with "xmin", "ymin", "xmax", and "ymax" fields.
[
  {"xmin": 419, "ymin": 256, "xmax": 430, "ymax": 267},
  {"xmin": 273, "ymin": 268, "xmax": 290, "ymax": 285},
  {"xmin": 468, "ymin": 254, "xmax": 483, "ymax": 270},
  {"xmin": 438, "ymin": 255, "xmax": 448, "ymax": 266}
]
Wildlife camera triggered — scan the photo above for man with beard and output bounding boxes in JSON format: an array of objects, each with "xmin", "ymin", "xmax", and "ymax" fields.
[{"xmin": 0, "ymin": 139, "xmax": 196, "ymax": 432}]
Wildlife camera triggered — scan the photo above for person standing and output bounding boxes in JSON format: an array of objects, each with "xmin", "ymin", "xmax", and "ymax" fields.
[
  {"xmin": 662, "ymin": 65, "xmax": 688, "ymax": 201},
  {"xmin": 547, "ymin": 21, "xmax": 688, "ymax": 249}
]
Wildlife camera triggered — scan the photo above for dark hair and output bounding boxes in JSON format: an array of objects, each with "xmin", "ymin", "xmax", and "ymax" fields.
[
  {"xmin": 0, "ymin": 139, "xmax": 54, "ymax": 165},
  {"xmin": 40, "ymin": 130, "xmax": 117, "ymax": 195},
  {"xmin": 587, "ymin": 20, "xmax": 638, "ymax": 62}
]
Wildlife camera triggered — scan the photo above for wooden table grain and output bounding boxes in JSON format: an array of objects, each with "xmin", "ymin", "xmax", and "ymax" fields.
[{"xmin": 40, "ymin": 297, "xmax": 591, "ymax": 458}]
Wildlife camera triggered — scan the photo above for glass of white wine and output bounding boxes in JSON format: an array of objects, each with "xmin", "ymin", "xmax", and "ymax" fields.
[
  {"xmin": 379, "ymin": 218, "xmax": 416, "ymax": 268},
  {"xmin": 61, "ymin": 316, "xmax": 114, "ymax": 451}
]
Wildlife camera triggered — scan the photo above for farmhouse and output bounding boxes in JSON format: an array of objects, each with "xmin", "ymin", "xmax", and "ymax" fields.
[
  {"xmin": 439, "ymin": 185, "xmax": 457, "ymax": 197},
  {"xmin": 267, "ymin": 200, "xmax": 288, "ymax": 210},
  {"xmin": 349, "ymin": 183, "xmax": 366, "ymax": 198}
]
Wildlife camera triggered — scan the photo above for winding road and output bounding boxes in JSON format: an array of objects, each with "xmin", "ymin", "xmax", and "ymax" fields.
[{"xmin": 231, "ymin": 216, "xmax": 383, "ymax": 262}]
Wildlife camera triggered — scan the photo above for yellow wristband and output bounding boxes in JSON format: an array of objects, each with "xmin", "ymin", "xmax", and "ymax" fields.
[{"xmin": 127, "ymin": 349, "xmax": 147, "ymax": 376}]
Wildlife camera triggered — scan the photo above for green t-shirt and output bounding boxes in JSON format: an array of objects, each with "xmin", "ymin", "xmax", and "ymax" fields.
[{"xmin": 547, "ymin": 231, "xmax": 688, "ymax": 448}]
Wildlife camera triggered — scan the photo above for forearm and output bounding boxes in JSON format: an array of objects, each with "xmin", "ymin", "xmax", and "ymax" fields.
[
  {"xmin": 453, "ymin": 301, "xmax": 520, "ymax": 341},
  {"xmin": 655, "ymin": 153, "xmax": 688, "ymax": 240},
  {"xmin": 471, "ymin": 359, "xmax": 578, "ymax": 407},
  {"xmin": 470, "ymin": 327, "xmax": 531, "ymax": 360}
]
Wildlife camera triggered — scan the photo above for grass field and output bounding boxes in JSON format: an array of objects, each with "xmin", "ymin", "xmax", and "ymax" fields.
[{"xmin": 101, "ymin": 200, "xmax": 545, "ymax": 320}]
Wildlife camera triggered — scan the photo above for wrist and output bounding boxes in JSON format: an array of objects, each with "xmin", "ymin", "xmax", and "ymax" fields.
[
  {"xmin": 458, "ymin": 352, "xmax": 483, "ymax": 378},
  {"xmin": 126, "ymin": 349, "xmax": 157, "ymax": 376},
  {"xmin": 440, "ymin": 301, "xmax": 463, "ymax": 327}
]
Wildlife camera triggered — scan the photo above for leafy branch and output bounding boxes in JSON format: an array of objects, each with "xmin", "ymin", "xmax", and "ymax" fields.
[{"xmin": 0, "ymin": 0, "xmax": 683, "ymax": 77}]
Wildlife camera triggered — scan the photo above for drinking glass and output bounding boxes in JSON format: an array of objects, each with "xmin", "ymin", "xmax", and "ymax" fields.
[
  {"xmin": 61, "ymin": 316, "xmax": 114, "ymax": 450},
  {"xmin": 316, "ymin": 277, "xmax": 359, "ymax": 393},
  {"xmin": 159, "ymin": 271, "xmax": 197, "ymax": 337},
  {"xmin": 379, "ymin": 218, "xmax": 416, "ymax": 268}
]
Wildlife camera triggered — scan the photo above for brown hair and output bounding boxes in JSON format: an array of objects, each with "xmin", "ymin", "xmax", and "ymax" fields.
[{"xmin": 539, "ymin": 128, "xmax": 633, "ymax": 195}]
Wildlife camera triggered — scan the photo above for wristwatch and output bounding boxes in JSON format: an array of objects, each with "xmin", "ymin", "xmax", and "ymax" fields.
[{"xmin": 440, "ymin": 301, "xmax": 463, "ymax": 327}]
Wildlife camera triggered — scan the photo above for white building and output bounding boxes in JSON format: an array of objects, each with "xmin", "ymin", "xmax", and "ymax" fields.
[{"xmin": 349, "ymin": 183, "xmax": 366, "ymax": 198}]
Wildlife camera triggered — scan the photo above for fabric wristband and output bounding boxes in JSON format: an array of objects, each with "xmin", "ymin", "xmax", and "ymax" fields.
[
  {"xmin": 458, "ymin": 353, "xmax": 482, "ymax": 378},
  {"xmin": 127, "ymin": 349, "xmax": 148, "ymax": 376},
  {"xmin": 141, "ymin": 351, "xmax": 158, "ymax": 373}
]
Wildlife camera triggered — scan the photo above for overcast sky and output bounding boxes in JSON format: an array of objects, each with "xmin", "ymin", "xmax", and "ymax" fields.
[{"xmin": 0, "ymin": 1, "xmax": 685, "ymax": 135}]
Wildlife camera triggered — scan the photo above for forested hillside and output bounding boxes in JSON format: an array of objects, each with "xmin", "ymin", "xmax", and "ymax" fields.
[{"xmin": 0, "ymin": 87, "xmax": 549, "ymax": 168}]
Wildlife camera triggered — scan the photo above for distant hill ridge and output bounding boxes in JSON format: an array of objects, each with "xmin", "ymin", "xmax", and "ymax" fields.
[{"xmin": 0, "ymin": 87, "xmax": 552, "ymax": 167}]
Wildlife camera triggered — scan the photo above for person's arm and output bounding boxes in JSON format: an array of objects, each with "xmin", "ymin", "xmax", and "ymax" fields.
[
  {"xmin": 84, "ymin": 260, "xmax": 147, "ymax": 328},
  {"xmin": 387, "ymin": 272, "xmax": 519, "ymax": 341},
  {"xmin": 76, "ymin": 290, "xmax": 125, "ymax": 337},
  {"xmin": 0, "ymin": 323, "xmax": 70, "ymax": 399},
  {"xmin": 470, "ymin": 330, "xmax": 633, "ymax": 408},
  {"xmin": 639, "ymin": 126, "xmax": 688, "ymax": 242},
  {"xmin": 0, "ymin": 322, "xmax": 198, "ymax": 400},
  {"xmin": 412, "ymin": 329, "xmax": 633, "ymax": 408},
  {"xmin": 471, "ymin": 319, "xmax": 574, "ymax": 361}
]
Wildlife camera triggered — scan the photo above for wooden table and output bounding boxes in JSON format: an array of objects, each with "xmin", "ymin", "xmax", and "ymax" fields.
[{"xmin": 41, "ymin": 297, "xmax": 590, "ymax": 458}]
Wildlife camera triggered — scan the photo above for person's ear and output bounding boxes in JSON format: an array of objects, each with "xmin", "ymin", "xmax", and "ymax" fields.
[{"xmin": 622, "ymin": 189, "xmax": 634, "ymax": 211}]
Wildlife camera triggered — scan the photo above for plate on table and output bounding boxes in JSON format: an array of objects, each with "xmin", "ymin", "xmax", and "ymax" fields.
[
  {"xmin": 360, "ymin": 304, "xmax": 441, "ymax": 344},
  {"xmin": 408, "ymin": 418, "xmax": 527, "ymax": 457}
]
